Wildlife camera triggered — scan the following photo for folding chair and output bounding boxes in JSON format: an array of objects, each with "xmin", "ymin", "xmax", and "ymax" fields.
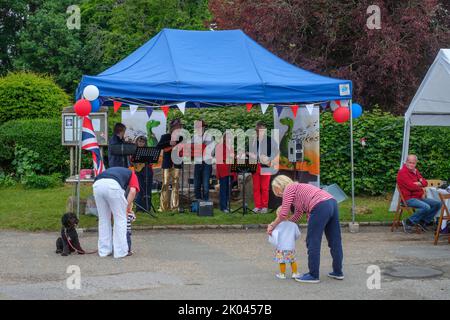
[
  {"xmin": 391, "ymin": 185, "xmax": 421, "ymax": 233},
  {"xmin": 433, "ymin": 193, "xmax": 450, "ymax": 245}
]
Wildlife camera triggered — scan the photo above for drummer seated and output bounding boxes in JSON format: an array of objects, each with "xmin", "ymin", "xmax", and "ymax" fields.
[{"xmin": 397, "ymin": 154, "xmax": 441, "ymax": 233}]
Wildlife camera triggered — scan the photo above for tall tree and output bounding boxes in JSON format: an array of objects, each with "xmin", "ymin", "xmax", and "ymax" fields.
[
  {"xmin": 0, "ymin": 0, "xmax": 42, "ymax": 75},
  {"xmin": 12, "ymin": 0, "xmax": 84, "ymax": 93},
  {"xmin": 12, "ymin": 0, "xmax": 211, "ymax": 93},
  {"xmin": 209, "ymin": 0, "xmax": 450, "ymax": 114}
]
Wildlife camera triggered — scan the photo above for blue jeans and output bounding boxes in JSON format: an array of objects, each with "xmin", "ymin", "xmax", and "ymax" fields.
[
  {"xmin": 306, "ymin": 199, "xmax": 343, "ymax": 279},
  {"xmin": 406, "ymin": 198, "xmax": 442, "ymax": 224},
  {"xmin": 219, "ymin": 176, "xmax": 231, "ymax": 211},
  {"xmin": 194, "ymin": 163, "xmax": 212, "ymax": 201}
]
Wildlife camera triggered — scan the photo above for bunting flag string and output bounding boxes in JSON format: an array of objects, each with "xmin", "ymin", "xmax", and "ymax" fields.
[
  {"xmin": 275, "ymin": 105, "xmax": 284, "ymax": 117},
  {"xmin": 161, "ymin": 105, "xmax": 170, "ymax": 118},
  {"xmin": 260, "ymin": 103, "xmax": 269, "ymax": 114},
  {"xmin": 145, "ymin": 107, "xmax": 153, "ymax": 118},
  {"xmin": 290, "ymin": 104, "xmax": 299, "ymax": 117},
  {"xmin": 129, "ymin": 104, "xmax": 138, "ymax": 116},
  {"xmin": 177, "ymin": 102, "xmax": 186, "ymax": 114},
  {"xmin": 113, "ymin": 101, "xmax": 122, "ymax": 113}
]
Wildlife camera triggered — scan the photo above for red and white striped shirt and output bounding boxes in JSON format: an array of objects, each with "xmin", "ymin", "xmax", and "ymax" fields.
[{"xmin": 278, "ymin": 183, "xmax": 333, "ymax": 223}]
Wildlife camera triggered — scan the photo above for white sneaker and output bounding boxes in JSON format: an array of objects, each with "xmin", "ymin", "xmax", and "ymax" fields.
[
  {"xmin": 252, "ymin": 207, "xmax": 261, "ymax": 214},
  {"xmin": 260, "ymin": 208, "xmax": 268, "ymax": 214},
  {"xmin": 291, "ymin": 273, "xmax": 301, "ymax": 279},
  {"xmin": 275, "ymin": 273, "xmax": 286, "ymax": 279}
]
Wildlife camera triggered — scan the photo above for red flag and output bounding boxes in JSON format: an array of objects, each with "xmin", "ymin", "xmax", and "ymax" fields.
[
  {"xmin": 161, "ymin": 105, "xmax": 170, "ymax": 118},
  {"xmin": 291, "ymin": 104, "xmax": 299, "ymax": 117},
  {"xmin": 113, "ymin": 101, "xmax": 122, "ymax": 113},
  {"xmin": 335, "ymin": 100, "xmax": 342, "ymax": 108},
  {"xmin": 246, "ymin": 103, "xmax": 253, "ymax": 112}
]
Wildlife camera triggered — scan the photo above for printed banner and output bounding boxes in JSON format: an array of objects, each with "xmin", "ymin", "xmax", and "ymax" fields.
[{"xmin": 273, "ymin": 106, "xmax": 320, "ymax": 184}]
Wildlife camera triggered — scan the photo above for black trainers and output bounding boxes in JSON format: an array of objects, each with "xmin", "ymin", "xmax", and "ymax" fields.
[{"xmin": 402, "ymin": 219, "xmax": 413, "ymax": 233}]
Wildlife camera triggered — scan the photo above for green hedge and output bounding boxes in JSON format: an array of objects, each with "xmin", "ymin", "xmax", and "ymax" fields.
[
  {"xmin": 0, "ymin": 119, "xmax": 69, "ymax": 175},
  {"xmin": 0, "ymin": 72, "xmax": 70, "ymax": 124},
  {"xmin": 0, "ymin": 107, "xmax": 448, "ymax": 195},
  {"xmin": 320, "ymin": 109, "xmax": 450, "ymax": 195},
  {"xmin": 170, "ymin": 106, "xmax": 449, "ymax": 195}
]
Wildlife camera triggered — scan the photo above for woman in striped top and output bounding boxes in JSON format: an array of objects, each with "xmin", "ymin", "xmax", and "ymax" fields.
[{"xmin": 267, "ymin": 175, "xmax": 344, "ymax": 283}]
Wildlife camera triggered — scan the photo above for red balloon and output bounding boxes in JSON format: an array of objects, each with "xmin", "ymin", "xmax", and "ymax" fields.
[
  {"xmin": 74, "ymin": 99, "xmax": 92, "ymax": 117},
  {"xmin": 333, "ymin": 107, "xmax": 350, "ymax": 123}
]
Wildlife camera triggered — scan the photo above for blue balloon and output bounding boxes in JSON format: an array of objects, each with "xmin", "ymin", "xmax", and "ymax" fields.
[
  {"xmin": 351, "ymin": 103, "xmax": 363, "ymax": 118},
  {"xmin": 91, "ymin": 99, "xmax": 101, "ymax": 112}
]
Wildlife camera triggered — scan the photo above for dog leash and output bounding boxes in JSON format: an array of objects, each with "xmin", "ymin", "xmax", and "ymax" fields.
[{"xmin": 64, "ymin": 230, "xmax": 98, "ymax": 255}]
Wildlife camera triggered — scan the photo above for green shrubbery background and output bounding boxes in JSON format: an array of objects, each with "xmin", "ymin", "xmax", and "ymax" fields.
[
  {"xmin": 0, "ymin": 72, "xmax": 448, "ymax": 193},
  {"xmin": 0, "ymin": 72, "xmax": 69, "ymax": 124}
]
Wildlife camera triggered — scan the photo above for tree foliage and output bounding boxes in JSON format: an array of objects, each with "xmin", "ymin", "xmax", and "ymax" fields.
[
  {"xmin": 10, "ymin": 0, "xmax": 211, "ymax": 93},
  {"xmin": 209, "ymin": 0, "xmax": 450, "ymax": 114}
]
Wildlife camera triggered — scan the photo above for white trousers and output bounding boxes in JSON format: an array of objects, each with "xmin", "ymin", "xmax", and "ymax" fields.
[{"xmin": 93, "ymin": 179, "xmax": 129, "ymax": 258}]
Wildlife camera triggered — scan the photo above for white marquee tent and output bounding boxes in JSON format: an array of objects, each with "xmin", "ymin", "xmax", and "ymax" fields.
[{"xmin": 390, "ymin": 49, "xmax": 450, "ymax": 211}]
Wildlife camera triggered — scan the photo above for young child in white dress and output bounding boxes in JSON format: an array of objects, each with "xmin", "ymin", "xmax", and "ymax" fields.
[{"xmin": 269, "ymin": 208, "xmax": 301, "ymax": 279}]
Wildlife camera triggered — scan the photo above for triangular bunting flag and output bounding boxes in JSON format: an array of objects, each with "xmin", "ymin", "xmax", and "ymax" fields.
[
  {"xmin": 194, "ymin": 102, "xmax": 201, "ymax": 108},
  {"xmin": 275, "ymin": 105, "xmax": 284, "ymax": 117},
  {"xmin": 113, "ymin": 101, "xmax": 122, "ymax": 113},
  {"xmin": 335, "ymin": 100, "xmax": 342, "ymax": 108},
  {"xmin": 291, "ymin": 105, "xmax": 299, "ymax": 117},
  {"xmin": 246, "ymin": 103, "xmax": 253, "ymax": 112},
  {"xmin": 161, "ymin": 105, "xmax": 170, "ymax": 118},
  {"xmin": 320, "ymin": 102, "xmax": 328, "ymax": 111},
  {"xmin": 260, "ymin": 103, "xmax": 269, "ymax": 114},
  {"xmin": 306, "ymin": 104, "xmax": 314, "ymax": 115},
  {"xmin": 145, "ymin": 107, "xmax": 153, "ymax": 118},
  {"xmin": 129, "ymin": 104, "xmax": 138, "ymax": 116},
  {"xmin": 177, "ymin": 102, "xmax": 186, "ymax": 114}
]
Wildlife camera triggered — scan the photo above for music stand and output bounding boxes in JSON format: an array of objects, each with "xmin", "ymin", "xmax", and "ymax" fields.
[
  {"xmin": 231, "ymin": 160, "xmax": 258, "ymax": 215},
  {"xmin": 133, "ymin": 147, "xmax": 161, "ymax": 218}
]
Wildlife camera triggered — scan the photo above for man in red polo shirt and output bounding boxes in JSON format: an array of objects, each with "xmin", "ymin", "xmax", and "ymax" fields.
[{"xmin": 397, "ymin": 154, "xmax": 441, "ymax": 233}]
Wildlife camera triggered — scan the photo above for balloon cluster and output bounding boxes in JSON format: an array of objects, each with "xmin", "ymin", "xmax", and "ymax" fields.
[
  {"xmin": 333, "ymin": 102, "xmax": 363, "ymax": 123},
  {"xmin": 74, "ymin": 85, "xmax": 101, "ymax": 117}
]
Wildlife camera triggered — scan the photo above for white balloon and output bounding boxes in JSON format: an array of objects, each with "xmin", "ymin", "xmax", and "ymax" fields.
[{"xmin": 83, "ymin": 85, "xmax": 99, "ymax": 101}]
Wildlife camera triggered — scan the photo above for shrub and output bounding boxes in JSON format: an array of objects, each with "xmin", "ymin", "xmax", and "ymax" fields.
[
  {"xmin": 0, "ymin": 172, "xmax": 16, "ymax": 188},
  {"xmin": 320, "ymin": 108, "xmax": 450, "ymax": 195},
  {"xmin": 0, "ymin": 119, "xmax": 70, "ymax": 175},
  {"xmin": 12, "ymin": 145, "xmax": 42, "ymax": 179},
  {"xmin": 0, "ymin": 72, "xmax": 70, "ymax": 124},
  {"xmin": 23, "ymin": 173, "xmax": 62, "ymax": 189}
]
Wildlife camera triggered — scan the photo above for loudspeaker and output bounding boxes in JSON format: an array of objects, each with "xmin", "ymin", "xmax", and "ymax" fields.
[{"xmin": 288, "ymin": 139, "xmax": 303, "ymax": 163}]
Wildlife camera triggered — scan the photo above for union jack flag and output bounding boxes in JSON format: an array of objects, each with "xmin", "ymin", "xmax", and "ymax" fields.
[{"xmin": 82, "ymin": 116, "xmax": 105, "ymax": 176}]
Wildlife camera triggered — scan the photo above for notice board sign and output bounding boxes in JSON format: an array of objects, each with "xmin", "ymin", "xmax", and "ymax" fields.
[{"xmin": 61, "ymin": 112, "xmax": 108, "ymax": 146}]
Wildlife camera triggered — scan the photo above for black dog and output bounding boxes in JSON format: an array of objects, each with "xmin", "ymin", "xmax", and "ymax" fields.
[{"xmin": 56, "ymin": 213, "xmax": 85, "ymax": 256}]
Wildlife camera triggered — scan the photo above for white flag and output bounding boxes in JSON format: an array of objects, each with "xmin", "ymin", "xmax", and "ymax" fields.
[
  {"xmin": 129, "ymin": 104, "xmax": 138, "ymax": 116},
  {"xmin": 177, "ymin": 102, "xmax": 186, "ymax": 114},
  {"xmin": 306, "ymin": 104, "xmax": 314, "ymax": 115},
  {"xmin": 260, "ymin": 103, "xmax": 269, "ymax": 114}
]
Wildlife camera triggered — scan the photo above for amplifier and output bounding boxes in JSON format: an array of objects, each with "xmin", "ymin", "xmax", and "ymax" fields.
[{"xmin": 198, "ymin": 201, "xmax": 214, "ymax": 217}]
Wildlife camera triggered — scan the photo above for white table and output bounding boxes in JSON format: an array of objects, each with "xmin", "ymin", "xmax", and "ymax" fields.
[{"xmin": 426, "ymin": 187, "xmax": 449, "ymax": 230}]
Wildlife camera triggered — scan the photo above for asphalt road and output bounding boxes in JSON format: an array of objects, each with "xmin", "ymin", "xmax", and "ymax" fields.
[{"xmin": 0, "ymin": 227, "xmax": 449, "ymax": 300}]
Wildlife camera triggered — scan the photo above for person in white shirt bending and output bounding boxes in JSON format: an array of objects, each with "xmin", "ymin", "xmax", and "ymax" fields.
[{"xmin": 269, "ymin": 207, "xmax": 301, "ymax": 279}]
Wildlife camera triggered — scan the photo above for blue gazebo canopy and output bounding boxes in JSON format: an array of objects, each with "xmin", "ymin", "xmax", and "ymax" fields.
[{"xmin": 76, "ymin": 28, "xmax": 352, "ymax": 104}]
